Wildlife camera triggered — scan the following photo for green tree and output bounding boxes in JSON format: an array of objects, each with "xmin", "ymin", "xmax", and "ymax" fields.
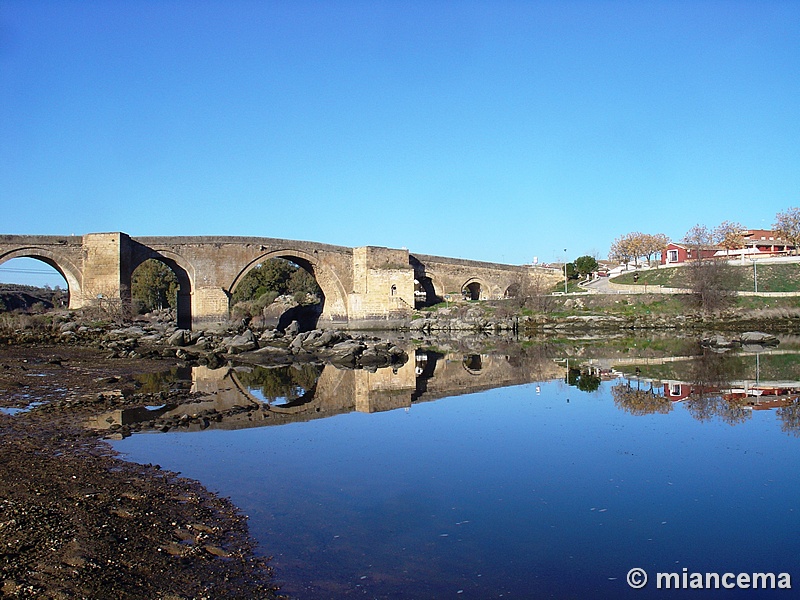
[
  {"xmin": 566, "ymin": 367, "xmax": 601, "ymax": 392},
  {"xmin": 565, "ymin": 262, "xmax": 577, "ymax": 280},
  {"xmin": 231, "ymin": 258, "xmax": 322, "ymax": 306},
  {"xmin": 131, "ymin": 259, "xmax": 178, "ymax": 313},
  {"xmin": 574, "ymin": 255, "xmax": 599, "ymax": 279}
]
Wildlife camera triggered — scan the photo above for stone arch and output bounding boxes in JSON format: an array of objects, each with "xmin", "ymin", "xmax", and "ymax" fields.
[
  {"xmin": 462, "ymin": 354, "xmax": 483, "ymax": 374},
  {"xmin": 130, "ymin": 248, "xmax": 194, "ymax": 330},
  {"xmin": 462, "ymin": 278, "xmax": 484, "ymax": 301},
  {"xmin": 504, "ymin": 282, "xmax": 521, "ymax": 298},
  {"xmin": 0, "ymin": 247, "xmax": 82, "ymax": 308},
  {"xmin": 414, "ymin": 273, "xmax": 445, "ymax": 307},
  {"xmin": 409, "ymin": 255, "xmax": 444, "ymax": 308},
  {"xmin": 228, "ymin": 249, "xmax": 349, "ymax": 328}
]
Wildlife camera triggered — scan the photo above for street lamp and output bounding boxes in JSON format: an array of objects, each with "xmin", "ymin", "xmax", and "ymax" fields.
[
  {"xmin": 563, "ymin": 248, "xmax": 568, "ymax": 294},
  {"xmin": 749, "ymin": 257, "xmax": 758, "ymax": 293}
]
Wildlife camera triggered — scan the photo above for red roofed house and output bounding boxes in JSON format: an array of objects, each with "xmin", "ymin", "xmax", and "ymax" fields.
[{"xmin": 662, "ymin": 229, "xmax": 796, "ymax": 265}]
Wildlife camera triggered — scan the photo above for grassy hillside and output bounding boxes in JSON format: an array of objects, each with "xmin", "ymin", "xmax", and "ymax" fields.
[{"xmin": 611, "ymin": 262, "xmax": 800, "ymax": 293}]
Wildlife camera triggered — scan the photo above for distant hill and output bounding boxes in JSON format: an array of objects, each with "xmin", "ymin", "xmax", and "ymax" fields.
[{"xmin": 0, "ymin": 284, "xmax": 65, "ymax": 312}]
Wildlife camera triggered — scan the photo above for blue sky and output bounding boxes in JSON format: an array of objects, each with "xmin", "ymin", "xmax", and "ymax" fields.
[{"xmin": 1, "ymin": 0, "xmax": 799, "ymax": 286}]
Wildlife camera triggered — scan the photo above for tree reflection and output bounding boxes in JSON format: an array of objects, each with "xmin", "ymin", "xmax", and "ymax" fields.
[
  {"xmin": 777, "ymin": 399, "xmax": 800, "ymax": 437},
  {"xmin": 134, "ymin": 367, "xmax": 193, "ymax": 394},
  {"xmin": 611, "ymin": 380, "xmax": 672, "ymax": 416},
  {"xmin": 566, "ymin": 367, "xmax": 601, "ymax": 393},
  {"xmin": 683, "ymin": 350, "xmax": 751, "ymax": 426},
  {"xmin": 236, "ymin": 364, "xmax": 323, "ymax": 406}
]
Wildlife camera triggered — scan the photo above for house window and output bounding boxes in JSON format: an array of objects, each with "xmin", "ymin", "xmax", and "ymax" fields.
[{"xmin": 667, "ymin": 249, "xmax": 679, "ymax": 262}]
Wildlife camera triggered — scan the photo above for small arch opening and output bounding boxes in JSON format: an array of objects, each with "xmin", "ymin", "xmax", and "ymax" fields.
[
  {"xmin": 463, "ymin": 354, "xmax": 483, "ymax": 374},
  {"xmin": 463, "ymin": 281, "xmax": 481, "ymax": 301},
  {"xmin": 504, "ymin": 283, "xmax": 521, "ymax": 299}
]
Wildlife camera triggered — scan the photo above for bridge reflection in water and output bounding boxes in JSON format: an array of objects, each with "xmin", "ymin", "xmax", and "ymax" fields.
[{"xmin": 87, "ymin": 350, "xmax": 565, "ymax": 432}]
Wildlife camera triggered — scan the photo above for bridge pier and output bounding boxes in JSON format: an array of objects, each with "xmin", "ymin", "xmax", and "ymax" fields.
[{"xmin": 79, "ymin": 233, "xmax": 132, "ymax": 309}]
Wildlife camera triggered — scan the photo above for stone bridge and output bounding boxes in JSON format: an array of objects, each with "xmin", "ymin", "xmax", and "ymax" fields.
[{"xmin": 0, "ymin": 232, "xmax": 557, "ymax": 329}]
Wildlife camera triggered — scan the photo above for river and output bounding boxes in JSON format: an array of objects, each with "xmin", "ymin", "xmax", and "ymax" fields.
[{"xmin": 108, "ymin": 339, "xmax": 800, "ymax": 598}]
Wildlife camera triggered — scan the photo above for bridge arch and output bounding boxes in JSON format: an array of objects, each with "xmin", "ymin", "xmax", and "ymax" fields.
[
  {"xmin": 461, "ymin": 278, "xmax": 485, "ymax": 301},
  {"xmin": 414, "ymin": 273, "xmax": 445, "ymax": 307},
  {"xmin": 0, "ymin": 247, "xmax": 82, "ymax": 308},
  {"xmin": 462, "ymin": 354, "xmax": 483, "ymax": 374},
  {"xmin": 229, "ymin": 249, "xmax": 349, "ymax": 329},
  {"xmin": 130, "ymin": 246, "xmax": 195, "ymax": 329}
]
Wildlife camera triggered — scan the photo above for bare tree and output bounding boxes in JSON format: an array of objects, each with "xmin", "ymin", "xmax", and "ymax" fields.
[
  {"xmin": 713, "ymin": 221, "xmax": 745, "ymax": 257},
  {"xmin": 682, "ymin": 224, "xmax": 714, "ymax": 250},
  {"xmin": 609, "ymin": 233, "xmax": 640, "ymax": 268},
  {"xmin": 683, "ymin": 258, "xmax": 745, "ymax": 313},
  {"xmin": 511, "ymin": 270, "xmax": 556, "ymax": 313},
  {"xmin": 641, "ymin": 233, "xmax": 670, "ymax": 267},
  {"xmin": 610, "ymin": 232, "xmax": 670, "ymax": 269},
  {"xmin": 773, "ymin": 207, "xmax": 800, "ymax": 255},
  {"xmin": 609, "ymin": 236, "xmax": 631, "ymax": 269},
  {"xmin": 777, "ymin": 399, "xmax": 800, "ymax": 437}
]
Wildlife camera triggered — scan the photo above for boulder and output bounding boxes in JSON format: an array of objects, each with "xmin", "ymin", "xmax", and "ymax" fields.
[
  {"xmin": 259, "ymin": 328, "xmax": 282, "ymax": 342},
  {"xmin": 223, "ymin": 329, "xmax": 258, "ymax": 354},
  {"xmin": 167, "ymin": 329, "xmax": 191, "ymax": 347},
  {"xmin": 738, "ymin": 331, "xmax": 779, "ymax": 346},
  {"xmin": 359, "ymin": 347, "xmax": 390, "ymax": 367},
  {"xmin": 284, "ymin": 320, "xmax": 300, "ymax": 337},
  {"xmin": 319, "ymin": 339, "xmax": 367, "ymax": 365},
  {"xmin": 701, "ymin": 334, "xmax": 737, "ymax": 348}
]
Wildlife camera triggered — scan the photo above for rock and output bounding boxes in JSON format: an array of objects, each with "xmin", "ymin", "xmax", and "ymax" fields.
[
  {"xmin": 250, "ymin": 346, "xmax": 292, "ymax": 362},
  {"xmin": 167, "ymin": 329, "xmax": 191, "ymax": 347},
  {"xmin": 388, "ymin": 345, "xmax": 406, "ymax": 358},
  {"xmin": 701, "ymin": 334, "xmax": 737, "ymax": 348},
  {"xmin": 288, "ymin": 331, "xmax": 310, "ymax": 352},
  {"xmin": 223, "ymin": 329, "xmax": 258, "ymax": 354},
  {"xmin": 738, "ymin": 331, "xmax": 779, "ymax": 346},
  {"xmin": 284, "ymin": 320, "xmax": 300, "ymax": 337},
  {"xmin": 259, "ymin": 329, "xmax": 282, "ymax": 341},
  {"xmin": 319, "ymin": 339, "xmax": 366, "ymax": 365},
  {"xmin": 359, "ymin": 347, "xmax": 389, "ymax": 367},
  {"xmin": 409, "ymin": 318, "xmax": 430, "ymax": 331}
]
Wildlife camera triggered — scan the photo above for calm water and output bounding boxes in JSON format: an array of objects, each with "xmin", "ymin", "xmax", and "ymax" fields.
[{"xmin": 113, "ymin": 351, "xmax": 800, "ymax": 599}]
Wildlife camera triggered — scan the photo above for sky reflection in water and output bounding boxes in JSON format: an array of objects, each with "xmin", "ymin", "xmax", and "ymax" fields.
[{"xmin": 114, "ymin": 358, "xmax": 800, "ymax": 599}]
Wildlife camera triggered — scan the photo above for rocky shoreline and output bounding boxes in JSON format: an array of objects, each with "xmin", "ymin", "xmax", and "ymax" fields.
[{"xmin": 0, "ymin": 346, "xmax": 284, "ymax": 599}]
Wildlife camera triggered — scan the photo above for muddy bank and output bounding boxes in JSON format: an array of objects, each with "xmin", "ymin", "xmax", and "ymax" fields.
[{"xmin": 0, "ymin": 346, "xmax": 283, "ymax": 599}]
